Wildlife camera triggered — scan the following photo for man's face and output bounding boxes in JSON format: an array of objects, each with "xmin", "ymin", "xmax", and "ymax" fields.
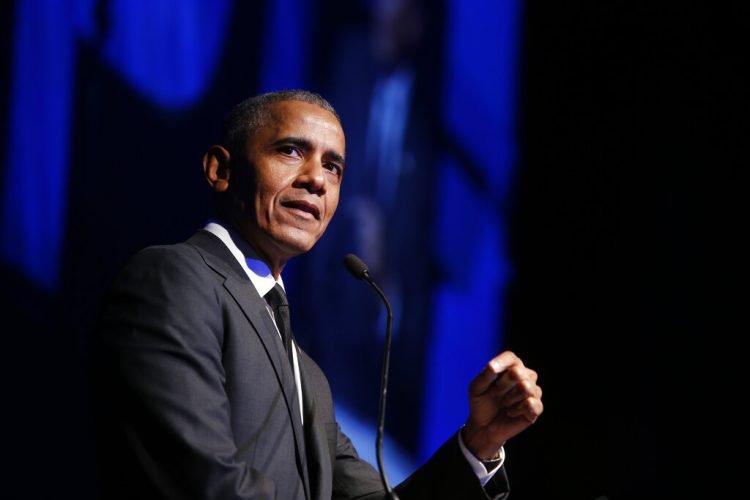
[{"xmin": 232, "ymin": 100, "xmax": 345, "ymax": 269}]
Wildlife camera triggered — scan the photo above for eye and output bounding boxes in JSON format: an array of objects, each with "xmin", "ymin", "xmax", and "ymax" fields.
[
  {"xmin": 324, "ymin": 162, "xmax": 343, "ymax": 177},
  {"xmin": 278, "ymin": 145, "xmax": 302, "ymax": 157}
]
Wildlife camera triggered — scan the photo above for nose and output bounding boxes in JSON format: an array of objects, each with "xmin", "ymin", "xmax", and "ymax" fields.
[{"xmin": 295, "ymin": 158, "xmax": 326, "ymax": 194}]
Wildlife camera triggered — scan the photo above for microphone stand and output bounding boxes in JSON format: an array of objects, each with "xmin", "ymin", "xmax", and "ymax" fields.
[
  {"xmin": 343, "ymin": 254, "xmax": 399, "ymax": 499},
  {"xmin": 366, "ymin": 277, "xmax": 398, "ymax": 500}
]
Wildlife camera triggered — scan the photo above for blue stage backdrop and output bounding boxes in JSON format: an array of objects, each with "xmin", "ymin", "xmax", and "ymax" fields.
[{"xmin": 1, "ymin": 0, "xmax": 521, "ymax": 485}]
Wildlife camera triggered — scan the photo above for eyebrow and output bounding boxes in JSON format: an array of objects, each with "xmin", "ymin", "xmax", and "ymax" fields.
[{"xmin": 272, "ymin": 136, "xmax": 345, "ymax": 167}]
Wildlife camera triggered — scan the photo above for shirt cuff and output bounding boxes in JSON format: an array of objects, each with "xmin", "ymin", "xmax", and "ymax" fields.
[{"xmin": 457, "ymin": 429, "xmax": 505, "ymax": 487}]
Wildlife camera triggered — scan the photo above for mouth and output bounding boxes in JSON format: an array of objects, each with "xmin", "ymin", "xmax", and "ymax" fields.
[{"xmin": 281, "ymin": 199, "xmax": 321, "ymax": 220}]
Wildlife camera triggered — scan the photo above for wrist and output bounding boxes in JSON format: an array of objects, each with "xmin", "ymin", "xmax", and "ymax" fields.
[{"xmin": 461, "ymin": 423, "xmax": 504, "ymax": 462}]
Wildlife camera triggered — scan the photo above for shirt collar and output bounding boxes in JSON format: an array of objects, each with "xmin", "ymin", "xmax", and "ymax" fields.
[{"xmin": 202, "ymin": 220, "xmax": 284, "ymax": 298}]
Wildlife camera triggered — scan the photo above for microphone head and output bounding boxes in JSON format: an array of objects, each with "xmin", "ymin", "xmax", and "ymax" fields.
[{"xmin": 343, "ymin": 254, "xmax": 369, "ymax": 280}]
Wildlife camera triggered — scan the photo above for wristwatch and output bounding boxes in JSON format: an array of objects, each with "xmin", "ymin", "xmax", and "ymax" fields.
[{"xmin": 481, "ymin": 450, "xmax": 503, "ymax": 470}]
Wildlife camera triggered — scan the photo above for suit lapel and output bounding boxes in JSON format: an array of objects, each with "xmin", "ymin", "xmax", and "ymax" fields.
[
  {"xmin": 223, "ymin": 276, "xmax": 311, "ymax": 499},
  {"xmin": 187, "ymin": 230, "xmax": 312, "ymax": 499}
]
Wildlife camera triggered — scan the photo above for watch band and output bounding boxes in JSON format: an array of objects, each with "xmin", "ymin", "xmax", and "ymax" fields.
[{"xmin": 481, "ymin": 450, "xmax": 503, "ymax": 470}]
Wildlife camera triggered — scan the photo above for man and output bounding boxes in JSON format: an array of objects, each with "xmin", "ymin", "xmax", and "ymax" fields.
[{"xmin": 92, "ymin": 90, "xmax": 543, "ymax": 499}]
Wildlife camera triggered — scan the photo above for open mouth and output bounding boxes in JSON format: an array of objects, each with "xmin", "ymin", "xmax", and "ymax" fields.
[{"xmin": 281, "ymin": 200, "xmax": 320, "ymax": 220}]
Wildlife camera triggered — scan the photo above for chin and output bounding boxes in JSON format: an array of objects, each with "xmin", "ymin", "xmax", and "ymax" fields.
[{"xmin": 276, "ymin": 229, "xmax": 322, "ymax": 257}]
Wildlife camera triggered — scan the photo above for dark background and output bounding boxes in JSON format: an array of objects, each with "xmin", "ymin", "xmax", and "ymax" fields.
[
  {"xmin": 505, "ymin": 2, "xmax": 743, "ymax": 498},
  {"xmin": 1, "ymin": 1, "xmax": 744, "ymax": 499}
]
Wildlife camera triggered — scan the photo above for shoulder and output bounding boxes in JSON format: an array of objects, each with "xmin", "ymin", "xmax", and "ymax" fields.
[
  {"xmin": 98, "ymin": 241, "xmax": 225, "ymax": 338},
  {"xmin": 106, "ymin": 240, "xmax": 220, "ymax": 306},
  {"xmin": 117, "ymin": 240, "xmax": 209, "ymax": 279},
  {"xmin": 128, "ymin": 240, "xmax": 203, "ymax": 266}
]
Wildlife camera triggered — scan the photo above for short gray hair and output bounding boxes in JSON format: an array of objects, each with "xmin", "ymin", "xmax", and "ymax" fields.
[{"xmin": 221, "ymin": 89, "xmax": 340, "ymax": 156}]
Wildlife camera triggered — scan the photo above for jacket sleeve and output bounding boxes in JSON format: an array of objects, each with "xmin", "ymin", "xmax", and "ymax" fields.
[
  {"xmin": 329, "ymin": 425, "xmax": 510, "ymax": 500},
  {"xmin": 395, "ymin": 432, "xmax": 510, "ymax": 500}
]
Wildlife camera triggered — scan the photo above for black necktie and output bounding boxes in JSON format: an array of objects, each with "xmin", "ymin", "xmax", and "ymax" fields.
[{"xmin": 264, "ymin": 283, "xmax": 295, "ymax": 369}]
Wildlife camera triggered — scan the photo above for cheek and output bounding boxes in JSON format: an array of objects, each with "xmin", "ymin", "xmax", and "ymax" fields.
[
  {"xmin": 253, "ymin": 184, "xmax": 281, "ymax": 217},
  {"xmin": 251, "ymin": 168, "xmax": 285, "ymax": 205},
  {"xmin": 327, "ymin": 189, "xmax": 340, "ymax": 216}
]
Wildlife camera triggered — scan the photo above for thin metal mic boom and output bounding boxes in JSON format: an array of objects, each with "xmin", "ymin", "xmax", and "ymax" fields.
[{"xmin": 342, "ymin": 254, "xmax": 399, "ymax": 499}]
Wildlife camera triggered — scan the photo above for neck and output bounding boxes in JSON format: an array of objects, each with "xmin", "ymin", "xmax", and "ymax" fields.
[{"xmin": 218, "ymin": 215, "xmax": 287, "ymax": 280}]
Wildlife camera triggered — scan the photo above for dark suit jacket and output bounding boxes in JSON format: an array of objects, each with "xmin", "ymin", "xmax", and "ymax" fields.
[{"xmin": 92, "ymin": 229, "xmax": 509, "ymax": 499}]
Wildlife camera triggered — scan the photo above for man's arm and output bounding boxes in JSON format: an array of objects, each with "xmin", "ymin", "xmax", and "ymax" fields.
[
  {"xmin": 395, "ymin": 351, "xmax": 541, "ymax": 499},
  {"xmin": 325, "ymin": 426, "xmax": 510, "ymax": 500},
  {"xmin": 395, "ymin": 432, "xmax": 511, "ymax": 500}
]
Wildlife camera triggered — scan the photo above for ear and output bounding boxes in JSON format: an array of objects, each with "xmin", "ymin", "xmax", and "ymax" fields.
[{"xmin": 203, "ymin": 145, "xmax": 231, "ymax": 192}]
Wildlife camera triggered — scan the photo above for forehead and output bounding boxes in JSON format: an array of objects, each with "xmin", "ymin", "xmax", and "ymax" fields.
[{"xmin": 254, "ymin": 100, "xmax": 345, "ymax": 150}]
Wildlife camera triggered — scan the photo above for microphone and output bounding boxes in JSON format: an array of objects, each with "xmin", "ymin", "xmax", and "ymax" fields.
[{"xmin": 343, "ymin": 254, "xmax": 399, "ymax": 500}]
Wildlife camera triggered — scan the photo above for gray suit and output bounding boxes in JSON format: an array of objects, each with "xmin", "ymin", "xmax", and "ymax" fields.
[{"xmin": 92, "ymin": 229, "xmax": 509, "ymax": 499}]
